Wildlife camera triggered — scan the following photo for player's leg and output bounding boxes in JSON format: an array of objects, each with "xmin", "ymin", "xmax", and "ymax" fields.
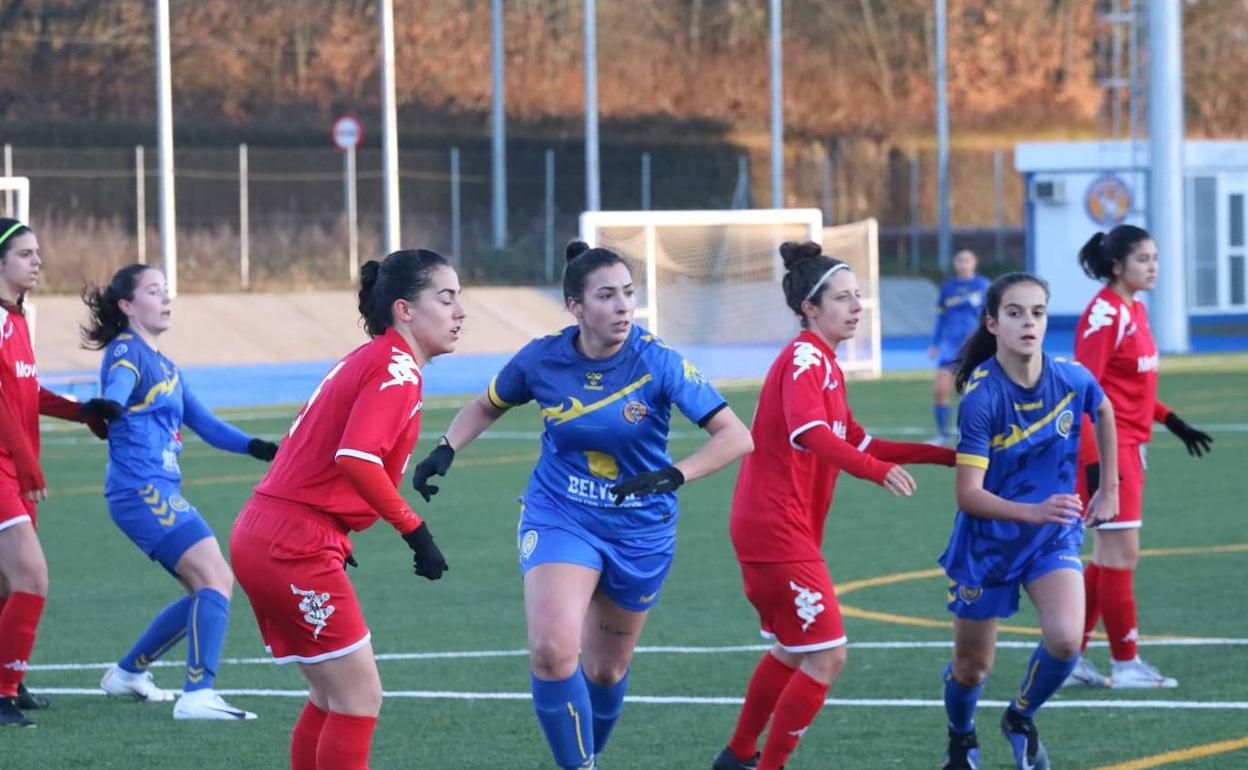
[
  {"xmin": 932, "ymin": 366, "xmax": 956, "ymax": 443},
  {"xmin": 942, "ymin": 616, "xmax": 996, "ymax": 770},
  {"xmin": 718, "ymin": 644, "xmax": 796, "ymax": 770},
  {"xmin": 291, "ymin": 680, "xmax": 331, "ymax": 770},
  {"xmin": 0, "ymin": 518, "xmax": 47, "ymax": 727},
  {"xmin": 299, "ymin": 644, "xmax": 382, "ymax": 770},
  {"xmin": 580, "ymin": 591, "xmax": 649, "ymax": 755}
]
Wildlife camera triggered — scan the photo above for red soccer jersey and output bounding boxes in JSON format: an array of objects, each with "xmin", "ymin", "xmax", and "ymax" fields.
[
  {"xmin": 254, "ymin": 328, "xmax": 424, "ymax": 533},
  {"xmin": 0, "ymin": 304, "xmax": 40, "ymax": 488},
  {"xmin": 1074, "ymin": 285, "xmax": 1169, "ymax": 453},
  {"xmin": 730, "ymin": 330, "xmax": 881, "ymax": 563}
]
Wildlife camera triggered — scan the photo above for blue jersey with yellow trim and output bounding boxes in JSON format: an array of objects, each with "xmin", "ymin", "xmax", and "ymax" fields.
[
  {"xmin": 100, "ymin": 331, "xmax": 251, "ymax": 496},
  {"xmin": 939, "ymin": 354, "xmax": 1104, "ymax": 585},
  {"xmin": 933, "ymin": 276, "xmax": 992, "ymax": 354},
  {"xmin": 489, "ymin": 325, "xmax": 726, "ymax": 539}
]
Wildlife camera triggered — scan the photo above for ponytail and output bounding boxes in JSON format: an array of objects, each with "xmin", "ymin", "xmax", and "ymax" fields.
[
  {"xmin": 953, "ymin": 271, "xmax": 1051, "ymax": 393},
  {"xmin": 80, "ymin": 263, "xmax": 151, "ymax": 349},
  {"xmin": 1078, "ymin": 224, "xmax": 1151, "ymax": 282}
]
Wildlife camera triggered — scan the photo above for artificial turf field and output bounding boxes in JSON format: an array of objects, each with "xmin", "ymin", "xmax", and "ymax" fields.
[{"xmin": 9, "ymin": 355, "xmax": 1248, "ymax": 769}]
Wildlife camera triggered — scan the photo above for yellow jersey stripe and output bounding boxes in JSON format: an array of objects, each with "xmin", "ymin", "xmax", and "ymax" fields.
[
  {"xmin": 540, "ymin": 374, "xmax": 653, "ymax": 427},
  {"xmin": 109, "ymin": 358, "xmax": 141, "ymax": 383},
  {"xmin": 487, "ymin": 375, "xmax": 513, "ymax": 410},
  {"xmin": 989, "ymin": 390, "xmax": 1076, "ymax": 451},
  {"xmin": 128, "ymin": 371, "xmax": 180, "ymax": 413},
  {"xmin": 956, "ymin": 453, "xmax": 989, "ymax": 469}
]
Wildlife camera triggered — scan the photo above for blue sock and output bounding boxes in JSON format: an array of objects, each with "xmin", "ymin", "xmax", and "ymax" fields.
[
  {"xmin": 582, "ymin": 667, "xmax": 628, "ymax": 753},
  {"xmin": 184, "ymin": 589, "xmax": 230, "ymax": 693},
  {"xmin": 943, "ymin": 662, "xmax": 982, "ymax": 734},
  {"xmin": 1011, "ymin": 643, "xmax": 1078, "ymax": 718},
  {"xmin": 119, "ymin": 595, "xmax": 193, "ymax": 673},
  {"xmin": 934, "ymin": 404, "xmax": 951, "ymax": 438},
  {"xmin": 531, "ymin": 670, "xmax": 595, "ymax": 769}
]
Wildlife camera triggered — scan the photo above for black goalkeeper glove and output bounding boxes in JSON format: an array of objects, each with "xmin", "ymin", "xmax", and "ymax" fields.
[
  {"xmin": 411, "ymin": 439, "xmax": 455, "ymax": 503},
  {"xmin": 80, "ymin": 398, "xmax": 124, "ymax": 422},
  {"xmin": 344, "ymin": 553, "xmax": 359, "ymax": 570},
  {"xmin": 1084, "ymin": 462, "xmax": 1101, "ymax": 496},
  {"xmin": 248, "ymin": 438, "xmax": 280, "ymax": 462},
  {"xmin": 402, "ymin": 523, "xmax": 449, "ymax": 580},
  {"xmin": 1164, "ymin": 413, "xmax": 1213, "ymax": 457},
  {"xmin": 609, "ymin": 466, "xmax": 685, "ymax": 506}
]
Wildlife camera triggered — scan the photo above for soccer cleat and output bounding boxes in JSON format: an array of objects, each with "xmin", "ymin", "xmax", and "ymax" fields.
[
  {"xmin": 16, "ymin": 682, "xmax": 50, "ymax": 710},
  {"xmin": 1000, "ymin": 709, "xmax": 1049, "ymax": 770},
  {"xmin": 1061, "ymin": 655, "xmax": 1110, "ymax": 688},
  {"xmin": 100, "ymin": 665, "xmax": 176, "ymax": 702},
  {"xmin": 712, "ymin": 746, "xmax": 760, "ymax": 770},
  {"xmin": 1111, "ymin": 657, "xmax": 1177, "ymax": 689},
  {"xmin": 942, "ymin": 728, "xmax": 980, "ymax": 770},
  {"xmin": 172, "ymin": 689, "xmax": 257, "ymax": 720},
  {"xmin": 0, "ymin": 696, "xmax": 35, "ymax": 728}
]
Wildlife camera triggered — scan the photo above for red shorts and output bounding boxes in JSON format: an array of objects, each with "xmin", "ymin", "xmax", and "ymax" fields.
[
  {"xmin": 1080, "ymin": 442, "xmax": 1145, "ymax": 530},
  {"xmin": 0, "ymin": 484, "xmax": 36, "ymax": 533},
  {"xmin": 739, "ymin": 559, "xmax": 847, "ymax": 653},
  {"xmin": 229, "ymin": 496, "xmax": 370, "ymax": 664}
]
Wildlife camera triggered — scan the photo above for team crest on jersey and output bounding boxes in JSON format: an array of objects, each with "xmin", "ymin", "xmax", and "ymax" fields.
[
  {"xmin": 1056, "ymin": 409, "xmax": 1075, "ymax": 438},
  {"xmin": 290, "ymin": 584, "xmax": 335, "ymax": 638},
  {"xmin": 791, "ymin": 342, "xmax": 822, "ymax": 380},
  {"xmin": 789, "ymin": 580, "xmax": 825, "ymax": 632},
  {"xmin": 584, "ymin": 371, "xmax": 604, "ymax": 391},
  {"xmin": 958, "ymin": 585, "xmax": 983, "ymax": 604},
  {"xmin": 380, "ymin": 348, "xmax": 421, "ymax": 391},
  {"xmin": 519, "ymin": 529, "xmax": 539, "ymax": 560},
  {"xmin": 113, "ymin": 344, "xmax": 128, "ymax": 357},
  {"xmin": 168, "ymin": 494, "xmax": 191, "ymax": 513},
  {"xmin": 622, "ymin": 399, "xmax": 648, "ymax": 424}
]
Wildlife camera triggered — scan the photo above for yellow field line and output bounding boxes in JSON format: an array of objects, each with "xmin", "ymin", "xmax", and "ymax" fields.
[{"xmin": 1085, "ymin": 736, "xmax": 1248, "ymax": 770}]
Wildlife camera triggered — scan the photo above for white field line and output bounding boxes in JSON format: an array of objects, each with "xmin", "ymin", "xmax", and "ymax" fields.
[
  {"xmin": 25, "ymin": 688, "xmax": 1248, "ymax": 710},
  {"xmin": 25, "ymin": 638, "xmax": 1248, "ymax": 673}
]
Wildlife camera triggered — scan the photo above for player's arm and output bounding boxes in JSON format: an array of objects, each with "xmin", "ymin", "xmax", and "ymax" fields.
[
  {"xmin": 182, "ymin": 386, "xmax": 277, "ymax": 460},
  {"xmin": 1153, "ymin": 397, "xmax": 1213, "ymax": 457},
  {"xmin": 1084, "ymin": 396, "xmax": 1119, "ymax": 525},
  {"xmin": 0, "ymin": 387, "xmax": 46, "ymax": 500},
  {"xmin": 848, "ymin": 413, "xmax": 954, "ymax": 466},
  {"xmin": 408, "ymin": 391, "xmax": 508, "ymax": 503},
  {"xmin": 672, "ymin": 404, "xmax": 752, "ymax": 483},
  {"xmin": 37, "ymin": 387, "xmax": 110, "ymax": 439},
  {"xmin": 955, "ymin": 463, "xmax": 1081, "ymax": 526}
]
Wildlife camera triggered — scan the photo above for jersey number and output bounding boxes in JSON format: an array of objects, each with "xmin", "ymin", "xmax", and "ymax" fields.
[{"xmin": 288, "ymin": 361, "xmax": 347, "ymax": 437}]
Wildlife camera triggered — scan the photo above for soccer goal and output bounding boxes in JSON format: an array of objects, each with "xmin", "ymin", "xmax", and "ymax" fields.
[
  {"xmin": 579, "ymin": 209, "xmax": 881, "ymax": 379},
  {"xmin": 0, "ymin": 176, "xmax": 30, "ymax": 225}
]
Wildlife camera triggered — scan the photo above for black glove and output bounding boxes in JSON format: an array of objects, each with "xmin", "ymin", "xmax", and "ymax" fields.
[
  {"xmin": 80, "ymin": 398, "xmax": 124, "ymax": 422},
  {"xmin": 344, "ymin": 553, "xmax": 359, "ymax": 570},
  {"xmin": 411, "ymin": 441, "xmax": 455, "ymax": 503},
  {"xmin": 248, "ymin": 438, "xmax": 280, "ymax": 462},
  {"xmin": 1164, "ymin": 413, "xmax": 1213, "ymax": 457},
  {"xmin": 402, "ymin": 523, "xmax": 448, "ymax": 580},
  {"xmin": 1084, "ymin": 462, "xmax": 1100, "ymax": 497},
  {"xmin": 609, "ymin": 466, "xmax": 685, "ymax": 506}
]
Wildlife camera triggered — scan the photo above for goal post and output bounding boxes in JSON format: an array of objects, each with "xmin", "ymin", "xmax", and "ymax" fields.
[{"xmin": 0, "ymin": 176, "xmax": 30, "ymax": 225}]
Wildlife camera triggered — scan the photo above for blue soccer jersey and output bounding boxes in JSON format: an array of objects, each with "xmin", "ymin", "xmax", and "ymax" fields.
[
  {"xmin": 939, "ymin": 354, "xmax": 1105, "ymax": 586},
  {"xmin": 933, "ymin": 276, "xmax": 992, "ymax": 364},
  {"xmin": 488, "ymin": 325, "xmax": 726, "ymax": 539},
  {"xmin": 100, "ymin": 331, "xmax": 251, "ymax": 496}
]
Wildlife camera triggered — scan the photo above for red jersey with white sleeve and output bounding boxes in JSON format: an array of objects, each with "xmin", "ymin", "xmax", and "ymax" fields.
[
  {"xmin": 0, "ymin": 304, "xmax": 41, "ymax": 493},
  {"xmin": 730, "ymin": 331, "xmax": 890, "ymax": 563},
  {"xmin": 254, "ymin": 327, "xmax": 424, "ymax": 534},
  {"xmin": 1074, "ymin": 286, "xmax": 1170, "ymax": 460}
]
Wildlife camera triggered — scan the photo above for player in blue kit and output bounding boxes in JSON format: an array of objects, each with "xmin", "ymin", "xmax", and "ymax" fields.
[
  {"xmin": 79, "ymin": 264, "xmax": 278, "ymax": 720},
  {"xmin": 929, "ymin": 250, "xmax": 992, "ymax": 444},
  {"xmin": 408, "ymin": 242, "xmax": 753, "ymax": 769},
  {"xmin": 938, "ymin": 272, "xmax": 1119, "ymax": 770}
]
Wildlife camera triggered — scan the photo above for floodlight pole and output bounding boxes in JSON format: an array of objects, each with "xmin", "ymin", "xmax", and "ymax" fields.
[
  {"xmin": 935, "ymin": 0, "xmax": 951, "ymax": 272},
  {"xmin": 769, "ymin": 0, "xmax": 783, "ymax": 209},
  {"xmin": 584, "ymin": 0, "xmax": 600, "ymax": 212},
  {"xmin": 155, "ymin": 0, "xmax": 177, "ymax": 296},
  {"xmin": 1148, "ymin": 0, "xmax": 1189, "ymax": 352},
  {"xmin": 491, "ymin": 0, "xmax": 507, "ymax": 248},
  {"xmin": 380, "ymin": 0, "xmax": 401, "ymax": 253}
]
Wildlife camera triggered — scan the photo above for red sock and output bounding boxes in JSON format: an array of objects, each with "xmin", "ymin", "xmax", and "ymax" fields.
[
  {"xmin": 291, "ymin": 700, "xmax": 329, "ymax": 770},
  {"xmin": 316, "ymin": 712, "xmax": 377, "ymax": 770},
  {"xmin": 758, "ymin": 670, "xmax": 829, "ymax": 770},
  {"xmin": 727, "ymin": 652, "xmax": 798, "ymax": 760},
  {"xmin": 1098, "ymin": 565, "xmax": 1138, "ymax": 662},
  {"xmin": 1081, "ymin": 562, "xmax": 1102, "ymax": 652},
  {"xmin": 0, "ymin": 591, "xmax": 45, "ymax": 698}
]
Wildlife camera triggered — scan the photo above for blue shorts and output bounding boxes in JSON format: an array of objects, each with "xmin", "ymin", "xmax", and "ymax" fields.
[
  {"xmin": 516, "ymin": 514, "xmax": 675, "ymax": 613},
  {"xmin": 107, "ymin": 482, "xmax": 214, "ymax": 574},
  {"xmin": 945, "ymin": 538, "xmax": 1084, "ymax": 620},
  {"xmin": 937, "ymin": 345, "xmax": 962, "ymax": 370}
]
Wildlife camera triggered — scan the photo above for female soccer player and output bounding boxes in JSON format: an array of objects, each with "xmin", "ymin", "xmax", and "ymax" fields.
[
  {"xmin": 0, "ymin": 218, "xmax": 109, "ymax": 726},
  {"xmin": 714, "ymin": 242, "xmax": 956, "ymax": 770},
  {"xmin": 938, "ymin": 272, "xmax": 1118, "ymax": 770},
  {"xmin": 79, "ymin": 263, "xmax": 278, "ymax": 719},
  {"xmin": 1064, "ymin": 225, "xmax": 1212, "ymax": 690},
  {"xmin": 408, "ymin": 241, "xmax": 753, "ymax": 770},
  {"xmin": 230, "ymin": 249, "xmax": 459, "ymax": 770},
  {"xmin": 929, "ymin": 249, "xmax": 992, "ymax": 444}
]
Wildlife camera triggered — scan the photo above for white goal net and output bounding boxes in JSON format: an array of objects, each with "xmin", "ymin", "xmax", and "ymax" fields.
[{"xmin": 579, "ymin": 209, "xmax": 881, "ymax": 379}]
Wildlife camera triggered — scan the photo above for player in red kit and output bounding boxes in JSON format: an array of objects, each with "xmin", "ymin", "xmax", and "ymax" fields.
[
  {"xmin": 713, "ymin": 242, "xmax": 956, "ymax": 770},
  {"xmin": 0, "ymin": 219, "xmax": 108, "ymax": 726},
  {"xmin": 229, "ymin": 249, "xmax": 461, "ymax": 768},
  {"xmin": 1063, "ymin": 225, "xmax": 1212, "ymax": 690}
]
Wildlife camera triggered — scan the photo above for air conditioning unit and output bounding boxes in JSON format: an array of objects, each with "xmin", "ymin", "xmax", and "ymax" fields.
[{"xmin": 1030, "ymin": 176, "xmax": 1067, "ymax": 205}]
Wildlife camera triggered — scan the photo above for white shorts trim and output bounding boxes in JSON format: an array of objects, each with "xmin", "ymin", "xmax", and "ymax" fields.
[
  {"xmin": 759, "ymin": 629, "xmax": 849, "ymax": 653},
  {"xmin": 1094, "ymin": 521, "xmax": 1143, "ymax": 531},
  {"xmin": 269, "ymin": 631, "xmax": 372, "ymax": 665},
  {"xmin": 334, "ymin": 448, "xmax": 383, "ymax": 466},
  {"xmin": 0, "ymin": 514, "xmax": 32, "ymax": 533},
  {"xmin": 789, "ymin": 420, "xmax": 830, "ymax": 451}
]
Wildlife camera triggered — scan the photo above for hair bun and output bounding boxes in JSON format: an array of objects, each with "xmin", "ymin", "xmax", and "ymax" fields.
[
  {"xmin": 779, "ymin": 241, "xmax": 823, "ymax": 270},
  {"xmin": 359, "ymin": 260, "xmax": 381, "ymax": 291},
  {"xmin": 565, "ymin": 241, "xmax": 591, "ymax": 263}
]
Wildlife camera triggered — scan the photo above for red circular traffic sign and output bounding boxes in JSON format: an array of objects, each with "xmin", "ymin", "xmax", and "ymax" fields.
[{"xmin": 332, "ymin": 115, "xmax": 363, "ymax": 151}]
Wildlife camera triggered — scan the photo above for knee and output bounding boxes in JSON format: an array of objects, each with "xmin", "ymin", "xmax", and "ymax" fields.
[
  {"xmin": 582, "ymin": 659, "xmax": 628, "ymax": 687},
  {"xmin": 802, "ymin": 646, "xmax": 848, "ymax": 684},
  {"xmin": 952, "ymin": 654, "xmax": 993, "ymax": 686},
  {"xmin": 529, "ymin": 636, "xmax": 580, "ymax": 681},
  {"xmin": 10, "ymin": 561, "xmax": 48, "ymax": 596},
  {"xmin": 1045, "ymin": 637, "xmax": 1082, "ymax": 661},
  {"xmin": 183, "ymin": 554, "xmax": 234, "ymax": 598}
]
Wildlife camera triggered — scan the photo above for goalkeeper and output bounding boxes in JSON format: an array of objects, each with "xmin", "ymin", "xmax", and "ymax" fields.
[{"xmin": 408, "ymin": 241, "xmax": 752, "ymax": 770}]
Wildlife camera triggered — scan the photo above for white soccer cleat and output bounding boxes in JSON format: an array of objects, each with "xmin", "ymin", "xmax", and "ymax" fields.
[
  {"xmin": 1061, "ymin": 655, "xmax": 1110, "ymax": 688},
  {"xmin": 100, "ymin": 665, "xmax": 176, "ymax": 702},
  {"xmin": 1110, "ymin": 657, "xmax": 1177, "ymax": 689},
  {"xmin": 172, "ymin": 689, "xmax": 258, "ymax": 720}
]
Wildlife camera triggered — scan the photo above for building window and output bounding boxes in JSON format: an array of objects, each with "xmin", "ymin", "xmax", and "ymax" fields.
[
  {"xmin": 1192, "ymin": 178, "xmax": 1218, "ymax": 307},
  {"xmin": 1232, "ymin": 193, "xmax": 1245, "ymax": 307}
]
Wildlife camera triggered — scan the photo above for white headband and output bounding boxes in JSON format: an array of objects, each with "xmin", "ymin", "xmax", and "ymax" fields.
[{"xmin": 804, "ymin": 262, "xmax": 851, "ymax": 302}]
